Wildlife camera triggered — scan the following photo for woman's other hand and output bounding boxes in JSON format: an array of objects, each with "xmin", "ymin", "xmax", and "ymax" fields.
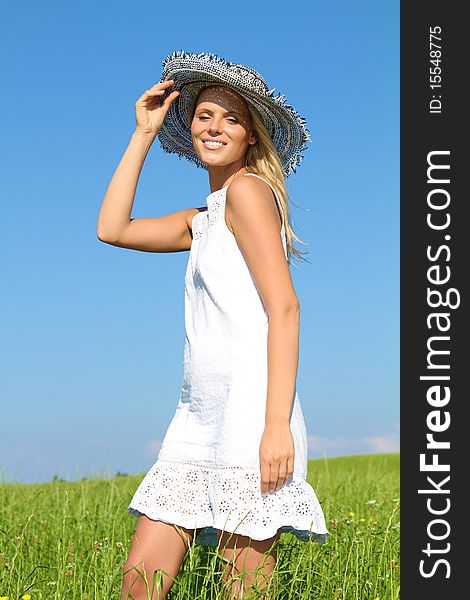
[
  {"xmin": 259, "ymin": 423, "xmax": 295, "ymax": 496},
  {"xmin": 134, "ymin": 79, "xmax": 180, "ymax": 138}
]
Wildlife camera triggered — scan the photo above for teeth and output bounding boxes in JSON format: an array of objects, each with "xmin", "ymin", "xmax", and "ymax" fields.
[{"xmin": 204, "ymin": 141, "xmax": 224, "ymax": 147}]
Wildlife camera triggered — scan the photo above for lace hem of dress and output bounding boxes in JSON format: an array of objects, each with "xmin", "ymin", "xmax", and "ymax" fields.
[{"xmin": 127, "ymin": 459, "xmax": 330, "ymax": 546}]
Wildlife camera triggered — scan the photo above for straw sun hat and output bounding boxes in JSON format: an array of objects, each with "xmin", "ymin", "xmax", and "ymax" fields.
[{"xmin": 156, "ymin": 50, "xmax": 310, "ymax": 178}]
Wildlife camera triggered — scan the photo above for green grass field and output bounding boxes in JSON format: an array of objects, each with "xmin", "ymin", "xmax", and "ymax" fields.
[{"xmin": 0, "ymin": 454, "xmax": 399, "ymax": 599}]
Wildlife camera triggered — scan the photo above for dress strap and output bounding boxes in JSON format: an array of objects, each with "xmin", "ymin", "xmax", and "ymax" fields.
[{"xmin": 242, "ymin": 173, "xmax": 285, "ymax": 230}]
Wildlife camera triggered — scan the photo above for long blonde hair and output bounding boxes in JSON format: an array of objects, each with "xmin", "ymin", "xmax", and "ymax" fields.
[{"xmin": 189, "ymin": 85, "xmax": 309, "ymax": 266}]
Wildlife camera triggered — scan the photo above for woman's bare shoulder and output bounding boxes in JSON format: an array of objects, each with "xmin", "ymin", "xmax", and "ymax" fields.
[{"xmin": 226, "ymin": 174, "xmax": 281, "ymax": 230}]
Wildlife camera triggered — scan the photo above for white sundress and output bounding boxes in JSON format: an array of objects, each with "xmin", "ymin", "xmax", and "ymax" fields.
[{"xmin": 128, "ymin": 173, "xmax": 329, "ymax": 546}]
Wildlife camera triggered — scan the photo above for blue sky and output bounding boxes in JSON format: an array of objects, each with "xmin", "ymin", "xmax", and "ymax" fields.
[{"xmin": 0, "ymin": 0, "xmax": 399, "ymax": 483}]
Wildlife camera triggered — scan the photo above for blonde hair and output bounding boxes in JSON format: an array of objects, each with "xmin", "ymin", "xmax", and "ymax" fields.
[{"xmin": 189, "ymin": 86, "xmax": 309, "ymax": 266}]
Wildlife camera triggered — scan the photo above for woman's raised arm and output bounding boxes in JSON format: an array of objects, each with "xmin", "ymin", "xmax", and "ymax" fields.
[{"xmin": 96, "ymin": 80, "xmax": 198, "ymax": 253}]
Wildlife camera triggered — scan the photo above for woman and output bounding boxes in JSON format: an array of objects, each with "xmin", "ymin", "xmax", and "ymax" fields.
[{"xmin": 97, "ymin": 50, "xmax": 329, "ymax": 600}]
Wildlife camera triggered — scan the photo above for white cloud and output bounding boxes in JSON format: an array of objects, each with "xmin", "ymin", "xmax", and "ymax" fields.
[
  {"xmin": 308, "ymin": 435, "xmax": 353, "ymax": 453},
  {"xmin": 308, "ymin": 424, "xmax": 399, "ymax": 458},
  {"xmin": 362, "ymin": 432, "xmax": 399, "ymax": 453}
]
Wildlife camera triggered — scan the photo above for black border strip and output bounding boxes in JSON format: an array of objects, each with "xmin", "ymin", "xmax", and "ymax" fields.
[{"xmin": 401, "ymin": 2, "xmax": 465, "ymax": 596}]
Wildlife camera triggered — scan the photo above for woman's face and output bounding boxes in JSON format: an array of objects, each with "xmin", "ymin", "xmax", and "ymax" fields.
[{"xmin": 191, "ymin": 86, "xmax": 257, "ymax": 168}]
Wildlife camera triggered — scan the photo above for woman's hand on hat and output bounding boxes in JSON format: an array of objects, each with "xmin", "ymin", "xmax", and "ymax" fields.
[{"xmin": 134, "ymin": 79, "xmax": 180, "ymax": 138}]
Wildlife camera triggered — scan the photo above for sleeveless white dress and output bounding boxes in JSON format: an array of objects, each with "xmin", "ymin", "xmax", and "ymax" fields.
[{"xmin": 128, "ymin": 173, "xmax": 329, "ymax": 546}]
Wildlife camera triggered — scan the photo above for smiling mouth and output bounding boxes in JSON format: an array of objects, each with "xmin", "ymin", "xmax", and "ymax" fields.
[{"xmin": 202, "ymin": 140, "xmax": 226, "ymax": 150}]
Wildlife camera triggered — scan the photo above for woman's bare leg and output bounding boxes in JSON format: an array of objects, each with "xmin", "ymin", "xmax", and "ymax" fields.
[
  {"xmin": 120, "ymin": 515, "xmax": 197, "ymax": 600},
  {"xmin": 215, "ymin": 528, "xmax": 282, "ymax": 599}
]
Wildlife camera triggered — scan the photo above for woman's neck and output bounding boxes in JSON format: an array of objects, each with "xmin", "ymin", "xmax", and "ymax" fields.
[{"xmin": 208, "ymin": 164, "xmax": 248, "ymax": 193}]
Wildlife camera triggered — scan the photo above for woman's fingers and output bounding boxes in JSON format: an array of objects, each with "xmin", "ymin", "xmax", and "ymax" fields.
[
  {"xmin": 161, "ymin": 89, "xmax": 180, "ymax": 107},
  {"xmin": 272, "ymin": 459, "xmax": 289, "ymax": 492},
  {"xmin": 134, "ymin": 79, "xmax": 180, "ymax": 136},
  {"xmin": 280, "ymin": 455, "xmax": 295, "ymax": 489},
  {"xmin": 145, "ymin": 85, "xmax": 172, "ymax": 96},
  {"xmin": 144, "ymin": 89, "xmax": 165, "ymax": 96},
  {"xmin": 286, "ymin": 455, "xmax": 294, "ymax": 485},
  {"xmin": 276, "ymin": 463, "xmax": 288, "ymax": 491},
  {"xmin": 260, "ymin": 460, "xmax": 271, "ymax": 496},
  {"xmin": 259, "ymin": 426, "xmax": 295, "ymax": 495},
  {"xmin": 260, "ymin": 457, "xmax": 294, "ymax": 495},
  {"xmin": 260, "ymin": 456, "xmax": 294, "ymax": 496},
  {"xmin": 272, "ymin": 462, "xmax": 283, "ymax": 493},
  {"xmin": 136, "ymin": 80, "xmax": 177, "ymax": 103}
]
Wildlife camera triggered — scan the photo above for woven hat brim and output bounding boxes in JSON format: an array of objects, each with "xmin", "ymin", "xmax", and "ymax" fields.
[{"xmin": 157, "ymin": 51, "xmax": 310, "ymax": 178}]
